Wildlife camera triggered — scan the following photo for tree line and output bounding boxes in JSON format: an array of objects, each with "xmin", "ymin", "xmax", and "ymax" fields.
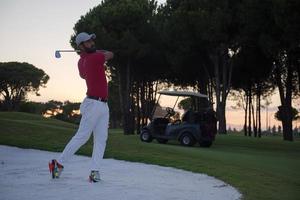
[
  {"xmin": 69, "ymin": 0, "xmax": 299, "ymax": 141},
  {"xmin": 1, "ymin": 0, "xmax": 299, "ymax": 141}
]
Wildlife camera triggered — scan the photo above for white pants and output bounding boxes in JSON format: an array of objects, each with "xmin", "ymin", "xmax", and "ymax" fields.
[{"xmin": 58, "ymin": 97, "xmax": 109, "ymax": 171}]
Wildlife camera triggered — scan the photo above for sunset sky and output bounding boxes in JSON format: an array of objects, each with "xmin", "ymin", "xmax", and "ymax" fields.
[{"xmin": 0, "ymin": 0, "xmax": 298, "ymax": 130}]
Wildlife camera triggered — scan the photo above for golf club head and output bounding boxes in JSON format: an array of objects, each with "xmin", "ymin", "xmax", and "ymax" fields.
[{"xmin": 55, "ymin": 51, "xmax": 61, "ymax": 58}]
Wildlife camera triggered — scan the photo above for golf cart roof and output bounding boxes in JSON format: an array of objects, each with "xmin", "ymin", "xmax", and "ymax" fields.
[{"xmin": 158, "ymin": 90, "xmax": 208, "ymax": 98}]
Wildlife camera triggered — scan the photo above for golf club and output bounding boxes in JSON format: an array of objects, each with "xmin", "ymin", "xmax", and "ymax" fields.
[{"xmin": 55, "ymin": 50, "xmax": 80, "ymax": 58}]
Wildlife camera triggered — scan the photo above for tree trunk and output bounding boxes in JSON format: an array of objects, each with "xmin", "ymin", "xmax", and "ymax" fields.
[
  {"xmin": 202, "ymin": 64, "xmax": 214, "ymax": 104},
  {"xmin": 218, "ymin": 101, "xmax": 227, "ymax": 134},
  {"xmin": 208, "ymin": 79, "xmax": 214, "ymax": 104},
  {"xmin": 244, "ymin": 91, "xmax": 248, "ymax": 136},
  {"xmin": 212, "ymin": 52, "xmax": 221, "ymax": 134},
  {"xmin": 279, "ymin": 105, "xmax": 293, "ymax": 141},
  {"xmin": 2, "ymin": 88, "xmax": 14, "ymax": 111},
  {"xmin": 252, "ymin": 103, "xmax": 257, "ymax": 137},
  {"xmin": 129, "ymin": 83, "xmax": 135, "ymax": 134},
  {"xmin": 248, "ymin": 89, "xmax": 252, "ymax": 137},
  {"xmin": 197, "ymin": 77, "xmax": 209, "ymax": 108},
  {"xmin": 118, "ymin": 60, "xmax": 135, "ymax": 135},
  {"xmin": 257, "ymin": 91, "xmax": 262, "ymax": 138},
  {"xmin": 138, "ymin": 80, "xmax": 156, "ymax": 128},
  {"xmin": 255, "ymin": 97, "xmax": 259, "ymax": 137},
  {"xmin": 136, "ymin": 81, "xmax": 141, "ymax": 134},
  {"xmin": 210, "ymin": 46, "xmax": 231, "ymax": 135},
  {"xmin": 148, "ymin": 81, "xmax": 156, "ymax": 119},
  {"xmin": 147, "ymin": 81, "xmax": 153, "ymax": 117},
  {"xmin": 140, "ymin": 81, "xmax": 146, "ymax": 128},
  {"xmin": 275, "ymin": 62, "xmax": 294, "ymax": 141}
]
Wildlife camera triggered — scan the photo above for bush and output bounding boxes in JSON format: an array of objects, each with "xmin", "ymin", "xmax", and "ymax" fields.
[{"xmin": 19, "ymin": 101, "xmax": 46, "ymax": 114}]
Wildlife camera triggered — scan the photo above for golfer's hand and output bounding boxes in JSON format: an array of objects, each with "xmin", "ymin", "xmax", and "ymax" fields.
[{"xmin": 98, "ymin": 50, "xmax": 114, "ymax": 61}]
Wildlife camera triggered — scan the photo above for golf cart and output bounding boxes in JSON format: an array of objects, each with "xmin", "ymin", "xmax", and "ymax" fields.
[{"xmin": 140, "ymin": 90, "xmax": 217, "ymax": 147}]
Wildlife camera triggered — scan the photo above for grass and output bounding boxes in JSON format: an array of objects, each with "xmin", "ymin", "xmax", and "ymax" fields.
[{"xmin": 0, "ymin": 112, "xmax": 299, "ymax": 200}]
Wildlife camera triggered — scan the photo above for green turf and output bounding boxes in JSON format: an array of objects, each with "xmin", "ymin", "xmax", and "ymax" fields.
[{"xmin": 0, "ymin": 112, "xmax": 299, "ymax": 200}]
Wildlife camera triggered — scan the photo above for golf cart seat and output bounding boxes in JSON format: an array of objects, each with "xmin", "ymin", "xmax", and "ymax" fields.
[
  {"xmin": 152, "ymin": 118, "xmax": 169, "ymax": 134},
  {"xmin": 182, "ymin": 110, "xmax": 210, "ymax": 124},
  {"xmin": 182, "ymin": 109, "xmax": 195, "ymax": 123}
]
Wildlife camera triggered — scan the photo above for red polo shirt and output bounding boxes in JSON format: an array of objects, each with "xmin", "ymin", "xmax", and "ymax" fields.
[{"xmin": 78, "ymin": 51, "xmax": 108, "ymax": 99}]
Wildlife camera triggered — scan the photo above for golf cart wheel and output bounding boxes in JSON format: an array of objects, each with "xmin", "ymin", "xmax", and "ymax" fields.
[
  {"xmin": 140, "ymin": 129, "xmax": 153, "ymax": 143},
  {"xmin": 199, "ymin": 140, "xmax": 212, "ymax": 148},
  {"xmin": 180, "ymin": 133, "xmax": 196, "ymax": 147},
  {"xmin": 156, "ymin": 138, "xmax": 168, "ymax": 144}
]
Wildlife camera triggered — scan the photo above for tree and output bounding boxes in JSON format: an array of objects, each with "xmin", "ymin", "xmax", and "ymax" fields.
[
  {"xmin": 19, "ymin": 101, "xmax": 46, "ymax": 114},
  {"xmin": 68, "ymin": 0, "xmax": 300, "ymax": 139},
  {"xmin": 108, "ymin": 75, "xmax": 122, "ymax": 128},
  {"xmin": 238, "ymin": 0, "xmax": 300, "ymax": 141},
  {"xmin": 232, "ymin": 0, "xmax": 282, "ymax": 138},
  {"xmin": 268, "ymin": 0, "xmax": 300, "ymax": 141},
  {"xmin": 278, "ymin": 125, "xmax": 282, "ymax": 134},
  {"xmin": 161, "ymin": 0, "xmax": 241, "ymax": 134},
  {"xmin": 231, "ymin": 44, "xmax": 274, "ymax": 137},
  {"xmin": 43, "ymin": 100, "xmax": 63, "ymax": 116},
  {"xmin": 0, "ymin": 62, "xmax": 49, "ymax": 111},
  {"xmin": 158, "ymin": 0, "xmax": 215, "ymax": 108},
  {"xmin": 55, "ymin": 101, "xmax": 81, "ymax": 124},
  {"xmin": 61, "ymin": 101, "xmax": 81, "ymax": 118},
  {"xmin": 271, "ymin": 125, "xmax": 277, "ymax": 135},
  {"xmin": 198, "ymin": 0, "xmax": 241, "ymax": 135},
  {"xmin": 294, "ymin": 126, "xmax": 299, "ymax": 135}
]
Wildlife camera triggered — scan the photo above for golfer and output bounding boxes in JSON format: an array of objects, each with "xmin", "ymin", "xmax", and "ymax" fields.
[{"xmin": 49, "ymin": 32, "xmax": 113, "ymax": 182}]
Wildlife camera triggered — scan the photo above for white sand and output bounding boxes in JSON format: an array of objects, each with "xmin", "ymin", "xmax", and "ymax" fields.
[{"xmin": 0, "ymin": 145, "xmax": 241, "ymax": 200}]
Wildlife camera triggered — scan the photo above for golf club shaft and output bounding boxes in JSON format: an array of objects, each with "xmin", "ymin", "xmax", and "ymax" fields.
[{"xmin": 57, "ymin": 50, "xmax": 80, "ymax": 53}]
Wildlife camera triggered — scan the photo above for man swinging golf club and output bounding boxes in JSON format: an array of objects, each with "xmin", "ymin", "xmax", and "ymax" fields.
[{"xmin": 49, "ymin": 32, "xmax": 113, "ymax": 182}]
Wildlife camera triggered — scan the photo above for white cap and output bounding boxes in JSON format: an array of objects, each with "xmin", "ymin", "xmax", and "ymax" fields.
[{"xmin": 75, "ymin": 32, "xmax": 96, "ymax": 46}]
